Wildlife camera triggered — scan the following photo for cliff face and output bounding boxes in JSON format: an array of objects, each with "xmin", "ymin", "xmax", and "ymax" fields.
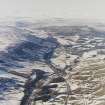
[{"xmin": 0, "ymin": 19, "xmax": 105, "ymax": 105}]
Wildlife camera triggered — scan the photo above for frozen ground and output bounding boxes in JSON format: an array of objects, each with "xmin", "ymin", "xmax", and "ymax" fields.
[{"xmin": 0, "ymin": 18, "xmax": 105, "ymax": 105}]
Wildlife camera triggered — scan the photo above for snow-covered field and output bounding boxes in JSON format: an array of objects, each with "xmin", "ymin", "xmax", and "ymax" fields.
[{"xmin": 0, "ymin": 18, "xmax": 105, "ymax": 105}]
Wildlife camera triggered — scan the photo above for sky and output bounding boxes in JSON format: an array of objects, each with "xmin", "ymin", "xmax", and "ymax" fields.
[{"xmin": 0, "ymin": 0, "xmax": 105, "ymax": 20}]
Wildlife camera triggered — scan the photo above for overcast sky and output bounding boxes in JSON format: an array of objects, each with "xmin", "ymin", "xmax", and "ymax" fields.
[{"xmin": 0, "ymin": 0, "xmax": 105, "ymax": 20}]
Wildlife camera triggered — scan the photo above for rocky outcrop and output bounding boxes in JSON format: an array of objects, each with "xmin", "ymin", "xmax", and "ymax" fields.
[{"xmin": 20, "ymin": 68, "xmax": 66, "ymax": 105}]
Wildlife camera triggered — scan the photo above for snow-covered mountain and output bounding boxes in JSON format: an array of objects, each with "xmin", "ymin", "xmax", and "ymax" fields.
[{"xmin": 0, "ymin": 18, "xmax": 105, "ymax": 105}]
